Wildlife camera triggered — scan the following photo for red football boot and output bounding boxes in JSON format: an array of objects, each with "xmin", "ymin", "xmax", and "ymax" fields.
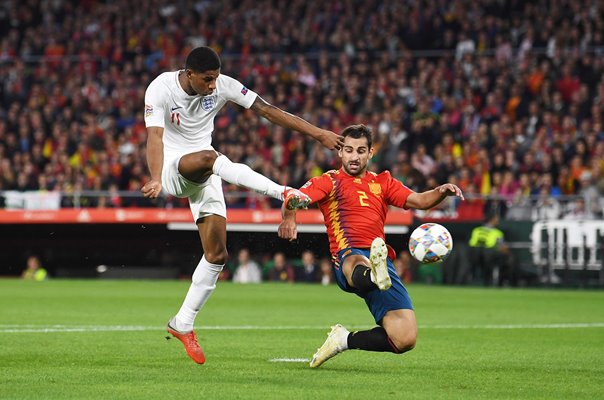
[
  {"xmin": 167, "ymin": 322, "xmax": 206, "ymax": 364},
  {"xmin": 283, "ymin": 187, "xmax": 311, "ymax": 210}
]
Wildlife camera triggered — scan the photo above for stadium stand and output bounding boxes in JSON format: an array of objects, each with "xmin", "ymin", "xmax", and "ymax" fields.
[
  {"xmin": 1, "ymin": 0, "xmax": 603, "ymax": 218},
  {"xmin": 1, "ymin": 0, "xmax": 603, "ymax": 284}
]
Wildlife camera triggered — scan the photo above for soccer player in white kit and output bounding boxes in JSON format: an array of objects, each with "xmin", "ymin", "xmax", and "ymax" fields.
[{"xmin": 142, "ymin": 47, "xmax": 343, "ymax": 364}]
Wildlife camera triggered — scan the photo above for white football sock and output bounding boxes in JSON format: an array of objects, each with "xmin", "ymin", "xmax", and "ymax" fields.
[
  {"xmin": 212, "ymin": 154, "xmax": 286, "ymax": 200},
  {"xmin": 173, "ymin": 255, "xmax": 223, "ymax": 332}
]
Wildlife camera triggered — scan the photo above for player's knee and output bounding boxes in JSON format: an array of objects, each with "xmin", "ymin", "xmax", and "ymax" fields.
[
  {"xmin": 204, "ymin": 248, "xmax": 228, "ymax": 265},
  {"xmin": 197, "ymin": 150, "xmax": 218, "ymax": 169},
  {"xmin": 390, "ymin": 330, "xmax": 416, "ymax": 353}
]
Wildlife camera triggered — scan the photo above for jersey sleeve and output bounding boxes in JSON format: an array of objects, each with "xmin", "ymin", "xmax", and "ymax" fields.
[
  {"xmin": 299, "ymin": 174, "xmax": 334, "ymax": 203},
  {"xmin": 383, "ymin": 171, "xmax": 414, "ymax": 209},
  {"xmin": 219, "ymin": 74, "xmax": 258, "ymax": 109},
  {"xmin": 144, "ymin": 78, "xmax": 167, "ymax": 128}
]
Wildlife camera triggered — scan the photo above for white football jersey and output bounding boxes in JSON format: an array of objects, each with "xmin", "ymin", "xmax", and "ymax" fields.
[{"xmin": 144, "ymin": 71, "xmax": 258, "ymax": 154}]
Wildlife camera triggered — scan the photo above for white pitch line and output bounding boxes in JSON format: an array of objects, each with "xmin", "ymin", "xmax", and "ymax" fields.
[
  {"xmin": 0, "ymin": 325, "xmax": 157, "ymax": 333},
  {"xmin": 426, "ymin": 322, "xmax": 604, "ymax": 329},
  {"xmin": 0, "ymin": 325, "xmax": 333, "ymax": 333},
  {"xmin": 268, "ymin": 358, "xmax": 310, "ymax": 363},
  {"xmin": 0, "ymin": 322, "xmax": 603, "ymax": 333}
]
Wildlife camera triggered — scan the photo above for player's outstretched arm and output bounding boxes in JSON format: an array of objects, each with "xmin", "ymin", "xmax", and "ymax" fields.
[
  {"xmin": 278, "ymin": 207, "xmax": 298, "ymax": 241},
  {"xmin": 141, "ymin": 126, "xmax": 164, "ymax": 199},
  {"xmin": 250, "ymin": 96, "xmax": 344, "ymax": 150},
  {"xmin": 405, "ymin": 183, "xmax": 464, "ymax": 210}
]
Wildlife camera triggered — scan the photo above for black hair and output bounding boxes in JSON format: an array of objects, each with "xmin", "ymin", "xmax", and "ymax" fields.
[
  {"xmin": 185, "ymin": 47, "xmax": 221, "ymax": 72},
  {"xmin": 341, "ymin": 124, "xmax": 373, "ymax": 148}
]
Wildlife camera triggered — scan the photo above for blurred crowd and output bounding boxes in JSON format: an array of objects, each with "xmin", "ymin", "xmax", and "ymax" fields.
[
  {"xmin": 1, "ymin": 0, "xmax": 604, "ymax": 219},
  {"xmin": 224, "ymin": 247, "xmax": 413, "ymax": 285}
]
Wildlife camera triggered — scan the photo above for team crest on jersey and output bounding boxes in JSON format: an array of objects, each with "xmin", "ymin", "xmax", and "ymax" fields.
[
  {"xmin": 201, "ymin": 95, "xmax": 217, "ymax": 111},
  {"xmin": 369, "ymin": 182, "xmax": 382, "ymax": 196},
  {"xmin": 145, "ymin": 104, "xmax": 153, "ymax": 117}
]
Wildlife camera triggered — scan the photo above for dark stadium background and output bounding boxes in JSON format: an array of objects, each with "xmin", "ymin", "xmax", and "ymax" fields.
[{"xmin": 0, "ymin": 0, "xmax": 603, "ymax": 286}]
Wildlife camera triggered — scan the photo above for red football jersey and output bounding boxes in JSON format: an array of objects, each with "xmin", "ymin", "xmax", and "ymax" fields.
[{"xmin": 300, "ymin": 168, "xmax": 414, "ymax": 256}]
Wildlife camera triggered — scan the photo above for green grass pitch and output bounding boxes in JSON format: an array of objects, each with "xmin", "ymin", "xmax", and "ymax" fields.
[{"xmin": 1, "ymin": 279, "xmax": 603, "ymax": 399}]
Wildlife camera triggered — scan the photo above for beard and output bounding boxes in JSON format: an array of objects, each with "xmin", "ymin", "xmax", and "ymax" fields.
[{"xmin": 342, "ymin": 160, "xmax": 366, "ymax": 176}]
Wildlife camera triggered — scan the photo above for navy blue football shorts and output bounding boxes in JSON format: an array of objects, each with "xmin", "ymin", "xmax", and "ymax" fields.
[{"xmin": 334, "ymin": 248, "xmax": 414, "ymax": 325}]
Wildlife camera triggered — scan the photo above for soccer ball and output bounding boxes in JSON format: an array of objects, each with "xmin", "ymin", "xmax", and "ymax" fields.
[{"xmin": 408, "ymin": 223, "xmax": 453, "ymax": 264}]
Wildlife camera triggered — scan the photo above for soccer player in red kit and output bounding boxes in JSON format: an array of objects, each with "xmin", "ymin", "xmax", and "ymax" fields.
[{"xmin": 279, "ymin": 124, "xmax": 464, "ymax": 368}]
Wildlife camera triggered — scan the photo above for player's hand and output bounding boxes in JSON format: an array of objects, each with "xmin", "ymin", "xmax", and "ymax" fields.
[
  {"xmin": 318, "ymin": 129, "xmax": 344, "ymax": 150},
  {"xmin": 278, "ymin": 219, "xmax": 298, "ymax": 241},
  {"xmin": 438, "ymin": 183, "xmax": 465, "ymax": 200},
  {"xmin": 141, "ymin": 180, "xmax": 162, "ymax": 199}
]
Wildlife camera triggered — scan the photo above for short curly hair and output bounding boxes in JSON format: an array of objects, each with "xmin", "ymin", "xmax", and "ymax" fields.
[
  {"xmin": 185, "ymin": 47, "xmax": 221, "ymax": 72},
  {"xmin": 341, "ymin": 124, "xmax": 373, "ymax": 148}
]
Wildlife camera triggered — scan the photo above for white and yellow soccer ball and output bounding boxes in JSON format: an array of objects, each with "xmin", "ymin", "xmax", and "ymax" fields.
[{"xmin": 408, "ymin": 223, "xmax": 453, "ymax": 264}]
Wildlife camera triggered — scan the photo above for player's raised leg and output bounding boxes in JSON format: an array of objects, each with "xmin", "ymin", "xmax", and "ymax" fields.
[
  {"xmin": 283, "ymin": 187, "xmax": 311, "ymax": 210},
  {"xmin": 178, "ymin": 150, "xmax": 295, "ymax": 201},
  {"xmin": 369, "ymin": 237, "xmax": 391, "ymax": 290},
  {"xmin": 339, "ymin": 239, "xmax": 390, "ymax": 294},
  {"xmin": 167, "ymin": 214, "xmax": 227, "ymax": 364}
]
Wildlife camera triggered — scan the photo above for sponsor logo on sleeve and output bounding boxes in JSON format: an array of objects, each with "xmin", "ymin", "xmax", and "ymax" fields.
[
  {"xmin": 145, "ymin": 104, "xmax": 153, "ymax": 117},
  {"xmin": 301, "ymin": 180, "xmax": 312, "ymax": 189},
  {"xmin": 241, "ymin": 86, "xmax": 249, "ymax": 95}
]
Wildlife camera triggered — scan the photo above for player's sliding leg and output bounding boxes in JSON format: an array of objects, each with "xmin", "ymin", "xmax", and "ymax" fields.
[
  {"xmin": 309, "ymin": 324, "xmax": 404, "ymax": 368},
  {"xmin": 310, "ymin": 310, "xmax": 416, "ymax": 368},
  {"xmin": 380, "ymin": 309, "xmax": 417, "ymax": 353},
  {"xmin": 347, "ymin": 326, "xmax": 402, "ymax": 353},
  {"xmin": 312, "ymin": 248, "xmax": 415, "ymax": 367},
  {"xmin": 310, "ymin": 324, "xmax": 350, "ymax": 368}
]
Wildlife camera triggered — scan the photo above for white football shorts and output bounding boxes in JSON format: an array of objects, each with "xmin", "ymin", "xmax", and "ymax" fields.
[{"xmin": 162, "ymin": 151, "xmax": 227, "ymax": 221}]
